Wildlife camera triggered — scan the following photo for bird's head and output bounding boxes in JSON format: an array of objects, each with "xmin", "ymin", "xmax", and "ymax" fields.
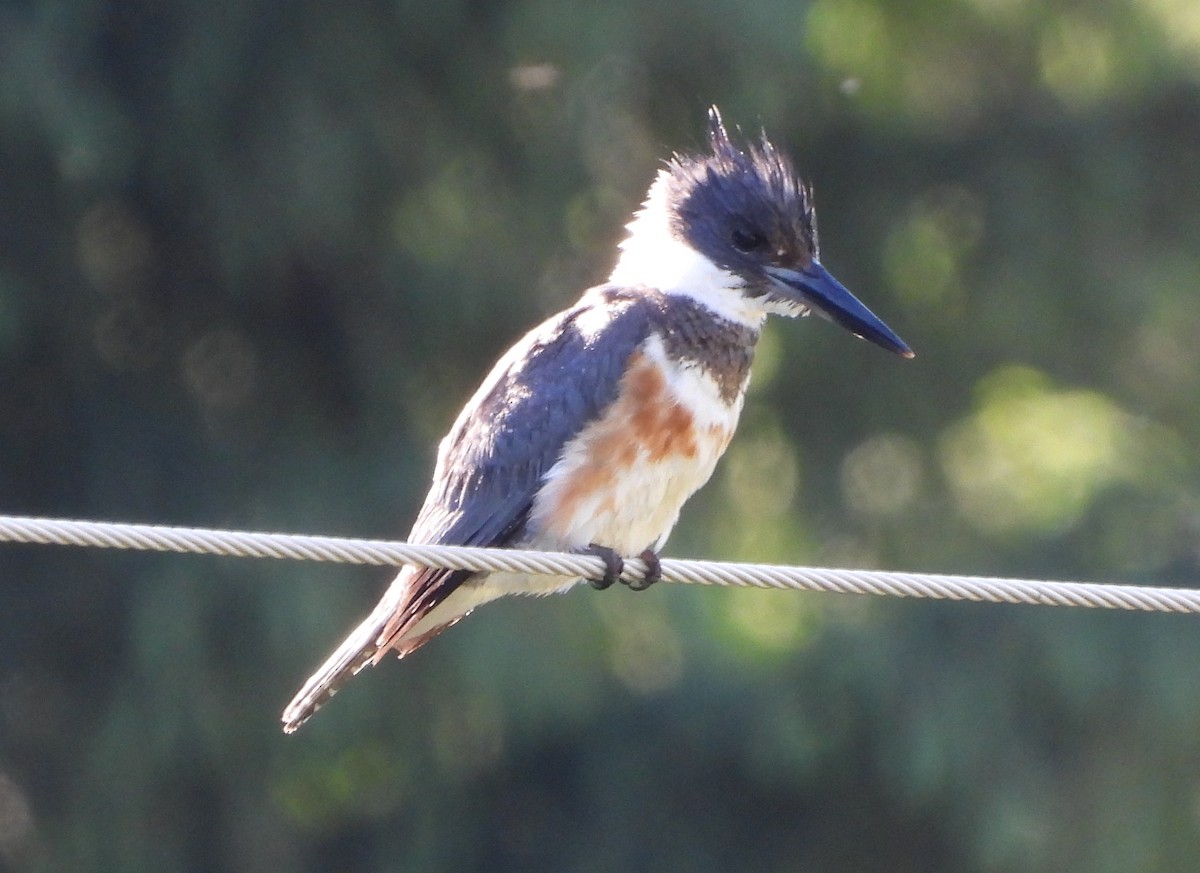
[{"xmin": 613, "ymin": 107, "xmax": 912, "ymax": 358}]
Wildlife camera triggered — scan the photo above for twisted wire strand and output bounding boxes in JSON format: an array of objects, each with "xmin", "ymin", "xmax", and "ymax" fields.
[{"xmin": 0, "ymin": 514, "xmax": 1197, "ymax": 614}]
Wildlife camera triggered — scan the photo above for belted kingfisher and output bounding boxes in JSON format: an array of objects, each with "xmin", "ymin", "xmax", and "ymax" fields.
[{"xmin": 281, "ymin": 108, "xmax": 912, "ymax": 732}]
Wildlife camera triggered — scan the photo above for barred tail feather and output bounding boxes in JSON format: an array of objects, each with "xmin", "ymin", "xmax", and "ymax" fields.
[{"xmin": 280, "ymin": 583, "xmax": 408, "ymax": 733}]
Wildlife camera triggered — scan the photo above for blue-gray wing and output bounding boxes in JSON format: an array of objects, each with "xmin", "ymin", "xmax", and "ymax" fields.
[{"xmin": 397, "ymin": 287, "xmax": 657, "ymax": 618}]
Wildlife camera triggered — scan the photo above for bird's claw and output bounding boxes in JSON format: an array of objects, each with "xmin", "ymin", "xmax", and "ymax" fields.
[
  {"xmin": 585, "ymin": 545, "xmax": 661, "ymax": 591},
  {"xmin": 586, "ymin": 544, "xmax": 624, "ymax": 590},
  {"xmin": 626, "ymin": 548, "xmax": 661, "ymax": 591}
]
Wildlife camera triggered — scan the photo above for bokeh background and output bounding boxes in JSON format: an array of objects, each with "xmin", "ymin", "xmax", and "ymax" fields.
[{"xmin": 2, "ymin": 0, "xmax": 1200, "ymax": 870}]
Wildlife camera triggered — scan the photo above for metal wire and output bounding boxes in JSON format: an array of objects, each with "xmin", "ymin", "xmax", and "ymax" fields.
[{"xmin": 0, "ymin": 514, "xmax": 1197, "ymax": 613}]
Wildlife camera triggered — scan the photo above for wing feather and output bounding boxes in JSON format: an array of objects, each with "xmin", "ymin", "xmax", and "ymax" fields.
[{"xmin": 377, "ymin": 288, "xmax": 656, "ymax": 644}]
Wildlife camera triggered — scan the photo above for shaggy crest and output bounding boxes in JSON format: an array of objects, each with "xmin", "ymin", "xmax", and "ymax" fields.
[{"xmin": 662, "ymin": 107, "xmax": 819, "ymax": 279}]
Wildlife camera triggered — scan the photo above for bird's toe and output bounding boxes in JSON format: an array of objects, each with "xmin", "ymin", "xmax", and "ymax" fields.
[
  {"xmin": 585, "ymin": 543, "xmax": 624, "ymax": 590},
  {"xmin": 625, "ymin": 548, "xmax": 661, "ymax": 591}
]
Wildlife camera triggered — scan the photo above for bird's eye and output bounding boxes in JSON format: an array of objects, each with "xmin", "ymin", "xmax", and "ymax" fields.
[{"xmin": 731, "ymin": 228, "xmax": 767, "ymax": 254}]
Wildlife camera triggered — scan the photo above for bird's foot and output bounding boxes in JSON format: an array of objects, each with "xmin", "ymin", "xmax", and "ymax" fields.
[
  {"xmin": 626, "ymin": 549, "xmax": 661, "ymax": 591},
  {"xmin": 585, "ymin": 544, "xmax": 624, "ymax": 590},
  {"xmin": 584, "ymin": 545, "xmax": 661, "ymax": 591}
]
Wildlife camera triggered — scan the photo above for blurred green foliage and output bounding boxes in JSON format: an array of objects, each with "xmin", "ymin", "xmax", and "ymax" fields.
[{"xmin": 2, "ymin": 0, "xmax": 1200, "ymax": 870}]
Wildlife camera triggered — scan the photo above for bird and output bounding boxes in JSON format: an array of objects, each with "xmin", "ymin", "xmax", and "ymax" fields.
[{"xmin": 281, "ymin": 107, "xmax": 912, "ymax": 733}]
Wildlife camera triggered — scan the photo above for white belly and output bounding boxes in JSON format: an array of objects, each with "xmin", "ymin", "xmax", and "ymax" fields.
[{"xmin": 524, "ymin": 333, "xmax": 744, "ymax": 571}]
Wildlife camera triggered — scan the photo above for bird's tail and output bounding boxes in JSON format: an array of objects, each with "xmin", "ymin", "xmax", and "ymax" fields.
[{"xmin": 280, "ymin": 582, "xmax": 408, "ymax": 734}]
